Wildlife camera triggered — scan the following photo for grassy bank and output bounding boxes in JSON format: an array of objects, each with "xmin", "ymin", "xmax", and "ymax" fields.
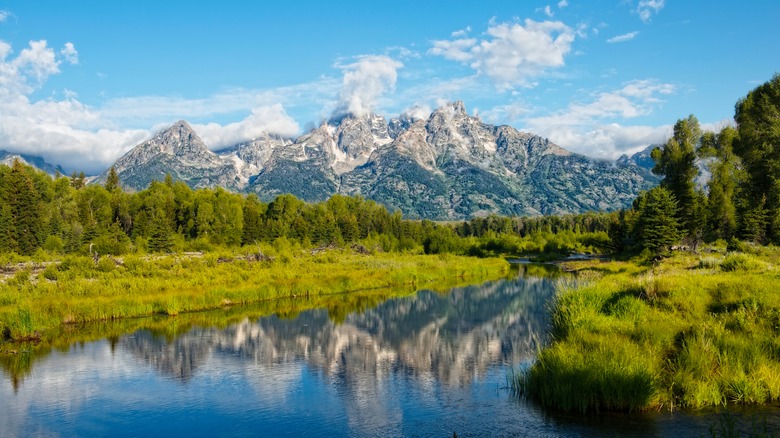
[
  {"xmin": 514, "ymin": 247, "xmax": 780, "ymax": 413},
  {"xmin": 0, "ymin": 249, "xmax": 509, "ymax": 342}
]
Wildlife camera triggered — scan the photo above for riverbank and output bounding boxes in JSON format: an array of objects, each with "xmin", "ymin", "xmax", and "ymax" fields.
[
  {"xmin": 0, "ymin": 249, "xmax": 510, "ymax": 342},
  {"xmin": 515, "ymin": 247, "xmax": 780, "ymax": 413}
]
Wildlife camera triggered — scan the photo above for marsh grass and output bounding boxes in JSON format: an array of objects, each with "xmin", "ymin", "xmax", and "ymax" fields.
[
  {"xmin": 515, "ymin": 249, "xmax": 780, "ymax": 413},
  {"xmin": 0, "ymin": 271, "xmax": 508, "ymax": 387},
  {"xmin": 0, "ymin": 249, "xmax": 509, "ymax": 342}
]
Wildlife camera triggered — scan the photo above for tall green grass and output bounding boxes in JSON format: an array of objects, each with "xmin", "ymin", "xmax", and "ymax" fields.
[
  {"xmin": 514, "ymin": 249, "xmax": 780, "ymax": 413},
  {"xmin": 0, "ymin": 248, "xmax": 509, "ymax": 342}
]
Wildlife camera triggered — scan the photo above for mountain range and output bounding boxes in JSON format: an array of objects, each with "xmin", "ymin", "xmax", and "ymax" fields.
[
  {"xmin": 12, "ymin": 101, "xmax": 660, "ymax": 220},
  {"xmin": 0, "ymin": 150, "xmax": 64, "ymax": 175}
]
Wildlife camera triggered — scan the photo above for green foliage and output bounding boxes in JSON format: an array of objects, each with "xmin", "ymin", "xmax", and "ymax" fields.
[
  {"xmin": 105, "ymin": 166, "xmax": 120, "ymax": 192},
  {"xmin": 0, "ymin": 250, "xmax": 509, "ymax": 341},
  {"xmin": 720, "ymin": 252, "xmax": 767, "ymax": 272},
  {"xmin": 637, "ymin": 187, "xmax": 682, "ymax": 256},
  {"xmin": 518, "ymin": 251, "xmax": 780, "ymax": 412},
  {"xmin": 734, "ymin": 74, "xmax": 780, "ymax": 243},
  {"xmin": 1, "ymin": 160, "xmax": 45, "ymax": 255},
  {"xmin": 651, "ymin": 115, "xmax": 702, "ymax": 237},
  {"xmin": 147, "ymin": 210, "xmax": 174, "ymax": 253}
]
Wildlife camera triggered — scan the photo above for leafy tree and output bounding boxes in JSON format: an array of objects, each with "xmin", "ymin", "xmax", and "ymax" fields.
[
  {"xmin": 637, "ymin": 187, "xmax": 682, "ymax": 256},
  {"xmin": 733, "ymin": 74, "xmax": 780, "ymax": 242},
  {"xmin": 700, "ymin": 127, "xmax": 740, "ymax": 240},
  {"xmin": 651, "ymin": 115, "xmax": 702, "ymax": 237}
]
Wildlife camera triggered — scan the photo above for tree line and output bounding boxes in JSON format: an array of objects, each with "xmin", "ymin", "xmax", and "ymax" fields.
[
  {"xmin": 0, "ymin": 159, "xmax": 611, "ymax": 258},
  {"xmin": 6, "ymin": 74, "xmax": 775, "ymax": 260},
  {"xmin": 611, "ymin": 74, "xmax": 780, "ymax": 256}
]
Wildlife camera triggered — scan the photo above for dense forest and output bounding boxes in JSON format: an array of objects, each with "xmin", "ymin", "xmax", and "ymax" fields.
[
  {"xmin": 0, "ymin": 160, "xmax": 613, "ymax": 259},
  {"xmin": 1, "ymin": 74, "xmax": 778, "ymax": 260},
  {"xmin": 610, "ymin": 74, "xmax": 780, "ymax": 256}
]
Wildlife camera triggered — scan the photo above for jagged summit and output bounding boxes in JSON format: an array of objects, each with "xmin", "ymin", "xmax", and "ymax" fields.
[
  {"xmin": 100, "ymin": 120, "xmax": 241, "ymax": 191},
  {"xmin": 100, "ymin": 102, "xmax": 657, "ymax": 218}
]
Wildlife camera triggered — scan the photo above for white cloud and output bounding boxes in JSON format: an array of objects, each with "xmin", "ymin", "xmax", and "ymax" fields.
[
  {"xmin": 0, "ymin": 10, "xmax": 10, "ymax": 22},
  {"xmin": 558, "ymin": 0, "xmax": 569, "ymax": 7},
  {"xmin": 542, "ymin": 123, "xmax": 672, "ymax": 158},
  {"xmin": 637, "ymin": 0, "xmax": 665, "ymax": 22},
  {"xmin": 0, "ymin": 40, "xmax": 291, "ymax": 173},
  {"xmin": 477, "ymin": 101, "xmax": 530, "ymax": 125},
  {"xmin": 14, "ymin": 40, "xmax": 60, "ymax": 83},
  {"xmin": 192, "ymin": 104, "xmax": 300, "ymax": 149},
  {"xmin": 335, "ymin": 55, "xmax": 403, "ymax": 116},
  {"xmin": 451, "ymin": 26, "xmax": 471, "ymax": 38},
  {"xmin": 401, "ymin": 105, "xmax": 432, "ymax": 121},
  {"xmin": 575, "ymin": 22, "xmax": 590, "ymax": 38},
  {"xmin": 607, "ymin": 31, "xmax": 640, "ymax": 43},
  {"xmin": 542, "ymin": 5, "xmax": 554, "ymax": 18},
  {"xmin": 430, "ymin": 19, "xmax": 575, "ymax": 89},
  {"xmin": 522, "ymin": 79, "xmax": 676, "ymax": 157},
  {"xmin": 60, "ymin": 42, "xmax": 78, "ymax": 64},
  {"xmin": 100, "ymin": 78, "xmax": 338, "ymax": 126}
]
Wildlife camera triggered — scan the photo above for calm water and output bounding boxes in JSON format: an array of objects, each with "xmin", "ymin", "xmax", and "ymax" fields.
[{"xmin": 2, "ymin": 265, "xmax": 779, "ymax": 437}]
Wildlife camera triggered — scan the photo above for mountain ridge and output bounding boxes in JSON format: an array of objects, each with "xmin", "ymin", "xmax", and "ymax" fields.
[{"xmin": 96, "ymin": 101, "xmax": 658, "ymax": 219}]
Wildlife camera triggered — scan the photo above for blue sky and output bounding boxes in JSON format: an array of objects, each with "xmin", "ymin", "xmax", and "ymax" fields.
[{"xmin": 0, "ymin": 0, "xmax": 778, "ymax": 173}]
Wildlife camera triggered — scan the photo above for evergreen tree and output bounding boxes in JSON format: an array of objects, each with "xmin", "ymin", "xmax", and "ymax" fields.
[
  {"xmin": 638, "ymin": 187, "xmax": 682, "ymax": 256},
  {"xmin": 742, "ymin": 196, "xmax": 769, "ymax": 244},
  {"xmin": 2, "ymin": 160, "xmax": 44, "ymax": 255},
  {"xmin": 701, "ymin": 127, "xmax": 740, "ymax": 240},
  {"xmin": 105, "ymin": 166, "xmax": 120, "ymax": 192},
  {"xmin": 70, "ymin": 171, "xmax": 86, "ymax": 189},
  {"xmin": 0, "ymin": 202, "xmax": 14, "ymax": 252},
  {"xmin": 733, "ymin": 74, "xmax": 780, "ymax": 242},
  {"xmin": 241, "ymin": 194, "xmax": 264, "ymax": 245},
  {"xmin": 651, "ymin": 115, "xmax": 703, "ymax": 239},
  {"xmin": 147, "ymin": 210, "xmax": 174, "ymax": 253}
]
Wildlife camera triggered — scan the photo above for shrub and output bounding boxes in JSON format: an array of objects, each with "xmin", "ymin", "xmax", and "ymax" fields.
[
  {"xmin": 720, "ymin": 253, "xmax": 767, "ymax": 272},
  {"xmin": 698, "ymin": 256, "xmax": 721, "ymax": 269}
]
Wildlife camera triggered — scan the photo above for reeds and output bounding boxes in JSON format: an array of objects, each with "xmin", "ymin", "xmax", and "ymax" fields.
[
  {"xmin": 515, "ymin": 249, "xmax": 780, "ymax": 413},
  {"xmin": 0, "ymin": 249, "xmax": 510, "ymax": 342}
]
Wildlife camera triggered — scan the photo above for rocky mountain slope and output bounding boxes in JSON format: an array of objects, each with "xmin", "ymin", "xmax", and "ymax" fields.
[
  {"xmin": 0, "ymin": 150, "xmax": 64, "ymax": 175},
  {"xmin": 617, "ymin": 144, "xmax": 658, "ymax": 170},
  {"xmin": 102, "ymin": 102, "xmax": 658, "ymax": 219},
  {"xmin": 98, "ymin": 120, "xmax": 243, "ymax": 190}
]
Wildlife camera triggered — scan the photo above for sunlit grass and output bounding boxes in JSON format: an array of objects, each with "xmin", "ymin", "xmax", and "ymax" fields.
[
  {"xmin": 0, "ymin": 249, "xmax": 509, "ymax": 342},
  {"xmin": 513, "ymin": 248, "xmax": 780, "ymax": 413}
]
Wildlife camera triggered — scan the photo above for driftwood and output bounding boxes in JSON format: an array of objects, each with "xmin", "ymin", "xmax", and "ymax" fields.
[
  {"xmin": 350, "ymin": 244, "xmax": 371, "ymax": 255},
  {"xmin": 310, "ymin": 243, "xmax": 339, "ymax": 255}
]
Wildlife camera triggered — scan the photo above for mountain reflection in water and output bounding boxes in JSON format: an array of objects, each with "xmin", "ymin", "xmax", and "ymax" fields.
[
  {"xmin": 121, "ymin": 270, "xmax": 553, "ymax": 386},
  {"xmin": 6, "ymin": 264, "xmax": 765, "ymax": 436}
]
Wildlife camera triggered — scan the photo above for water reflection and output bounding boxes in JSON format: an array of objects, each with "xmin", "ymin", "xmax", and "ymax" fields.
[
  {"xmin": 5, "ymin": 264, "xmax": 772, "ymax": 436},
  {"xmin": 120, "ymin": 266, "xmax": 554, "ymax": 385}
]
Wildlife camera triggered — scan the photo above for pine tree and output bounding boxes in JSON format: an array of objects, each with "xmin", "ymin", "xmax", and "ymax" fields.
[
  {"xmin": 105, "ymin": 166, "xmax": 120, "ymax": 192},
  {"xmin": 651, "ymin": 115, "xmax": 702, "ymax": 237},
  {"xmin": 733, "ymin": 74, "xmax": 780, "ymax": 242},
  {"xmin": 147, "ymin": 210, "xmax": 174, "ymax": 253},
  {"xmin": 3, "ymin": 160, "xmax": 44, "ymax": 255},
  {"xmin": 70, "ymin": 171, "xmax": 86, "ymax": 189},
  {"xmin": 701, "ymin": 127, "xmax": 739, "ymax": 240},
  {"xmin": 742, "ymin": 196, "xmax": 769, "ymax": 244},
  {"xmin": 638, "ymin": 187, "xmax": 682, "ymax": 256},
  {"xmin": 241, "ymin": 194, "xmax": 263, "ymax": 245}
]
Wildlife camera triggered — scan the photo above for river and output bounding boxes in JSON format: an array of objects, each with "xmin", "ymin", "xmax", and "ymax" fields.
[{"xmin": 1, "ymin": 264, "xmax": 778, "ymax": 437}]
